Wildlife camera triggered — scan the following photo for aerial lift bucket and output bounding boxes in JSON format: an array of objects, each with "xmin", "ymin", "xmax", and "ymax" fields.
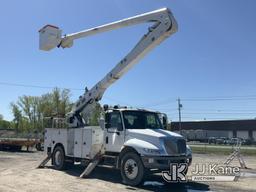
[{"xmin": 39, "ymin": 25, "xmax": 62, "ymax": 51}]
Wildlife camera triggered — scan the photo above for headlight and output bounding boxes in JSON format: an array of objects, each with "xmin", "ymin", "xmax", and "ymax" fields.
[
  {"xmin": 186, "ymin": 145, "xmax": 192, "ymax": 165},
  {"xmin": 143, "ymin": 148, "xmax": 162, "ymax": 155}
]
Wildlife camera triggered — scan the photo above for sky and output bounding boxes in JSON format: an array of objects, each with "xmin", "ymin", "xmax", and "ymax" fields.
[{"xmin": 0, "ymin": 0, "xmax": 256, "ymax": 122}]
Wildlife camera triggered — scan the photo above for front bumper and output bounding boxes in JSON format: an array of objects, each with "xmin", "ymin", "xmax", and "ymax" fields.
[{"xmin": 141, "ymin": 155, "xmax": 192, "ymax": 170}]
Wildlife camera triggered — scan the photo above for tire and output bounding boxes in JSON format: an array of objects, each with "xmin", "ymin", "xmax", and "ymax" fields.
[
  {"xmin": 36, "ymin": 143, "xmax": 42, "ymax": 151},
  {"xmin": 120, "ymin": 152, "xmax": 144, "ymax": 186},
  {"xmin": 52, "ymin": 146, "xmax": 66, "ymax": 170}
]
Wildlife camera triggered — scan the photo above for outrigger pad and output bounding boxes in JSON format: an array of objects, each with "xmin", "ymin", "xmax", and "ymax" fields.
[
  {"xmin": 80, "ymin": 159, "xmax": 99, "ymax": 178},
  {"xmin": 37, "ymin": 154, "xmax": 52, "ymax": 169}
]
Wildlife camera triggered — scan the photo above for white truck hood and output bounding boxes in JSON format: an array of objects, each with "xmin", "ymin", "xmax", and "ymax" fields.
[
  {"xmin": 124, "ymin": 129, "xmax": 185, "ymax": 155},
  {"xmin": 126, "ymin": 129, "xmax": 183, "ymax": 139}
]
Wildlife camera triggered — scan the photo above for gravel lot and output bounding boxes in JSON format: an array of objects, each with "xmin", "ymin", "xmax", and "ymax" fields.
[{"xmin": 0, "ymin": 150, "xmax": 256, "ymax": 192}]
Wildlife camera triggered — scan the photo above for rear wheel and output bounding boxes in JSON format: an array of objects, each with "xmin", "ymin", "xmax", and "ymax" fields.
[
  {"xmin": 52, "ymin": 146, "xmax": 66, "ymax": 170},
  {"xmin": 120, "ymin": 152, "xmax": 144, "ymax": 186},
  {"xmin": 36, "ymin": 143, "xmax": 43, "ymax": 151}
]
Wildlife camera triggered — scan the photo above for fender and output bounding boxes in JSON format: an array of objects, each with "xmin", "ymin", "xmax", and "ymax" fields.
[{"xmin": 123, "ymin": 138, "xmax": 159, "ymax": 155}]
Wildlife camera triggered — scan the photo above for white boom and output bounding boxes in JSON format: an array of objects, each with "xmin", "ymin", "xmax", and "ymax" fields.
[{"xmin": 39, "ymin": 8, "xmax": 177, "ymax": 127}]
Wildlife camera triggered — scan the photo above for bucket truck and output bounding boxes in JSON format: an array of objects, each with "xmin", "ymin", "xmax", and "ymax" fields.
[{"xmin": 38, "ymin": 8, "xmax": 192, "ymax": 186}]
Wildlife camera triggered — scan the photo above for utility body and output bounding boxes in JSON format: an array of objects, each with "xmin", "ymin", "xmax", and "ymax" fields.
[{"xmin": 39, "ymin": 8, "xmax": 192, "ymax": 186}]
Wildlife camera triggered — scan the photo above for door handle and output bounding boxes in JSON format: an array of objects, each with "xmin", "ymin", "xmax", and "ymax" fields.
[{"xmin": 105, "ymin": 136, "xmax": 108, "ymax": 144}]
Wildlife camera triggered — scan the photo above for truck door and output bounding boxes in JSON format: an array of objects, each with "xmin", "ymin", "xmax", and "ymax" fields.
[{"xmin": 105, "ymin": 111, "xmax": 125, "ymax": 152}]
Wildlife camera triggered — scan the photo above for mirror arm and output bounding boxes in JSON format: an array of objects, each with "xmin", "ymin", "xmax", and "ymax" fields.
[{"xmin": 106, "ymin": 129, "xmax": 120, "ymax": 135}]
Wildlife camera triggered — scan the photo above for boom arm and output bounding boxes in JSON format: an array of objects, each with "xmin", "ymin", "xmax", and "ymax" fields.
[{"xmin": 39, "ymin": 8, "xmax": 177, "ymax": 127}]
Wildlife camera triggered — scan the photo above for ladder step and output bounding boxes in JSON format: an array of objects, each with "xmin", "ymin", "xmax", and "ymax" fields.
[
  {"xmin": 103, "ymin": 155, "xmax": 117, "ymax": 159},
  {"xmin": 224, "ymin": 141, "xmax": 248, "ymax": 169},
  {"xmin": 97, "ymin": 164, "xmax": 116, "ymax": 169},
  {"xmin": 224, "ymin": 151, "xmax": 237, "ymax": 165}
]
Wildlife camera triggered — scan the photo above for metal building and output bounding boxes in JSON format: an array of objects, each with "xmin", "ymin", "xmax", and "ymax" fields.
[{"xmin": 170, "ymin": 119, "xmax": 256, "ymax": 142}]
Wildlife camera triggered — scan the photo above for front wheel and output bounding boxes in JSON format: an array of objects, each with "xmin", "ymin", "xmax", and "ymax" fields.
[
  {"xmin": 120, "ymin": 152, "xmax": 144, "ymax": 186},
  {"xmin": 52, "ymin": 146, "xmax": 66, "ymax": 170}
]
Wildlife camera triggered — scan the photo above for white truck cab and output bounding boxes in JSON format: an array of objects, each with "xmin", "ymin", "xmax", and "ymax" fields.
[
  {"xmin": 44, "ymin": 106, "xmax": 192, "ymax": 186},
  {"xmin": 104, "ymin": 106, "xmax": 192, "ymax": 168}
]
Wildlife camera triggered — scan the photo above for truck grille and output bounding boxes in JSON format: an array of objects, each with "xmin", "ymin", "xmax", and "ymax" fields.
[
  {"xmin": 177, "ymin": 139, "xmax": 186, "ymax": 154},
  {"xmin": 164, "ymin": 138, "xmax": 186, "ymax": 155}
]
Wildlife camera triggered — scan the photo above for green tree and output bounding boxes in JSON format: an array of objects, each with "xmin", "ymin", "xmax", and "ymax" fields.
[
  {"xmin": 9, "ymin": 88, "xmax": 104, "ymax": 132},
  {"xmin": 10, "ymin": 103, "xmax": 23, "ymax": 132},
  {"xmin": 0, "ymin": 114, "xmax": 11, "ymax": 129},
  {"xmin": 89, "ymin": 103, "xmax": 103, "ymax": 126},
  {"xmin": 10, "ymin": 88, "xmax": 72, "ymax": 133}
]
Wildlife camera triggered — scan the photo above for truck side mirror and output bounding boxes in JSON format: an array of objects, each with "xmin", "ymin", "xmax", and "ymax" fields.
[
  {"xmin": 105, "ymin": 113, "xmax": 110, "ymax": 129},
  {"xmin": 162, "ymin": 115, "xmax": 167, "ymax": 130}
]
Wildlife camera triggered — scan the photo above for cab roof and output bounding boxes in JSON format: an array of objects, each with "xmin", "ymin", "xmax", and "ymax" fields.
[{"xmin": 107, "ymin": 107, "xmax": 159, "ymax": 113}]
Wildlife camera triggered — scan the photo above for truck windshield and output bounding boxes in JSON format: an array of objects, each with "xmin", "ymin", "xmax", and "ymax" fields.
[{"xmin": 123, "ymin": 111, "xmax": 163, "ymax": 129}]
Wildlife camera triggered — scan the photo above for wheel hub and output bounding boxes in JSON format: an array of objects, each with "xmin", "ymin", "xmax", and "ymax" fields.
[
  {"xmin": 55, "ymin": 151, "xmax": 62, "ymax": 166},
  {"xmin": 124, "ymin": 159, "xmax": 138, "ymax": 180}
]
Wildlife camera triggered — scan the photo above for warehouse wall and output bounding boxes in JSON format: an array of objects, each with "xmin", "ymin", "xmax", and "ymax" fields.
[
  {"xmin": 178, "ymin": 129, "xmax": 241, "ymax": 141},
  {"xmin": 178, "ymin": 129, "xmax": 233, "ymax": 140},
  {"xmin": 237, "ymin": 131, "xmax": 249, "ymax": 139},
  {"xmin": 206, "ymin": 130, "xmax": 229, "ymax": 138},
  {"xmin": 252, "ymin": 131, "xmax": 256, "ymax": 140}
]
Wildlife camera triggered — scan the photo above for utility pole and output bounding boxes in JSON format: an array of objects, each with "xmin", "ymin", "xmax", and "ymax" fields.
[{"xmin": 178, "ymin": 98, "xmax": 182, "ymax": 134}]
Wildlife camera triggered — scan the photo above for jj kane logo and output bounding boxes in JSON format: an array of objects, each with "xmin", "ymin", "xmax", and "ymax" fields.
[
  {"xmin": 162, "ymin": 163, "xmax": 240, "ymax": 182},
  {"xmin": 162, "ymin": 163, "xmax": 188, "ymax": 182}
]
